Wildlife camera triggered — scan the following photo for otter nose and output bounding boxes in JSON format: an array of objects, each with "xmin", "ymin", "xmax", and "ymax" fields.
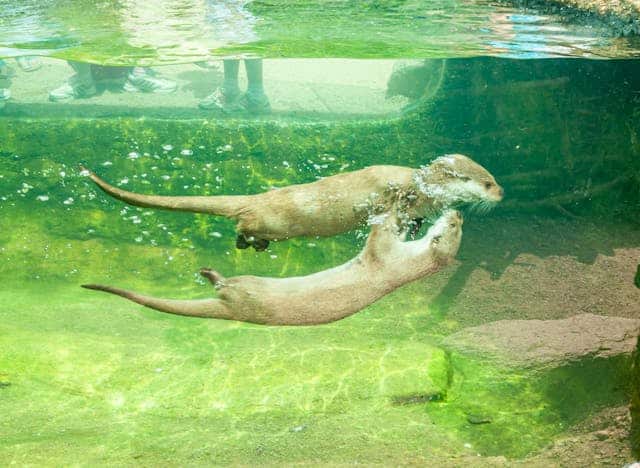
[{"xmin": 498, "ymin": 187, "xmax": 504, "ymax": 198}]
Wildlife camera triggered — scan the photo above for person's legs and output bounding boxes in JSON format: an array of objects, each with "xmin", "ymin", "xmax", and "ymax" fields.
[
  {"xmin": 244, "ymin": 59, "xmax": 263, "ymax": 95},
  {"xmin": 242, "ymin": 58, "xmax": 270, "ymax": 113},
  {"xmin": 68, "ymin": 61, "xmax": 93, "ymax": 81},
  {"xmin": 199, "ymin": 58, "xmax": 243, "ymax": 111},
  {"xmin": 49, "ymin": 61, "xmax": 97, "ymax": 101},
  {"xmin": 222, "ymin": 59, "xmax": 240, "ymax": 96}
]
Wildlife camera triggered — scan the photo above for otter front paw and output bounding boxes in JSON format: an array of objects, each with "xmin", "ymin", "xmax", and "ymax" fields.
[{"xmin": 200, "ymin": 268, "xmax": 224, "ymax": 286}]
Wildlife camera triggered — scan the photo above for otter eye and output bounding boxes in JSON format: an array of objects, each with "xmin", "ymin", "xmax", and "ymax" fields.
[
  {"xmin": 433, "ymin": 235, "xmax": 441, "ymax": 244},
  {"xmin": 449, "ymin": 223, "xmax": 457, "ymax": 228},
  {"xmin": 458, "ymin": 176, "xmax": 471, "ymax": 182},
  {"xmin": 484, "ymin": 182, "xmax": 493, "ymax": 189}
]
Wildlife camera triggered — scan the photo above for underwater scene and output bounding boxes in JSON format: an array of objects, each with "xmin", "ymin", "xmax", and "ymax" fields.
[{"xmin": 1, "ymin": 0, "xmax": 640, "ymax": 466}]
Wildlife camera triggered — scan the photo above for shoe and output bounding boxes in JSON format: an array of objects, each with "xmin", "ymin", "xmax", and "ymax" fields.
[
  {"xmin": 198, "ymin": 87, "xmax": 243, "ymax": 112},
  {"xmin": 49, "ymin": 74, "xmax": 97, "ymax": 101},
  {"xmin": 124, "ymin": 69, "xmax": 177, "ymax": 94},
  {"xmin": 15, "ymin": 56, "xmax": 42, "ymax": 72},
  {"xmin": 240, "ymin": 91, "xmax": 271, "ymax": 114}
]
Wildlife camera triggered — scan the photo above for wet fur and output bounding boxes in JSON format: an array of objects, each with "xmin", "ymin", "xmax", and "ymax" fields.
[
  {"xmin": 83, "ymin": 211, "xmax": 463, "ymax": 326},
  {"xmin": 83, "ymin": 154, "xmax": 500, "ymax": 249}
]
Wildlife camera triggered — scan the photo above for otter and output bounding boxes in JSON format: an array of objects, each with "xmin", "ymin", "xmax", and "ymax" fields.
[
  {"xmin": 82, "ymin": 210, "xmax": 462, "ymax": 326},
  {"xmin": 83, "ymin": 154, "xmax": 499, "ymax": 250}
]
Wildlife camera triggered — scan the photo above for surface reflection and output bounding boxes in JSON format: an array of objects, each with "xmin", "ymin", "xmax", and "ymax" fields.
[{"xmin": 1, "ymin": 0, "xmax": 638, "ymax": 62}]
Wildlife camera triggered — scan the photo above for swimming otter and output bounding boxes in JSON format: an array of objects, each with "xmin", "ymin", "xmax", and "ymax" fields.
[
  {"xmin": 82, "ymin": 210, "xmax": 462, "ymax": 326},
  {"xmin": 83, "ymin": 154, "xmax": 498, "ymax": 250}
]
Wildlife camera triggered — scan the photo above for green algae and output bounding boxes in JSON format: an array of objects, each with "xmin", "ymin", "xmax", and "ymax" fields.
[
  {"xmin": 425, "ymin": 352, "xmax": 634, "ymax": 457},
  {"xmin": 1, "ymin": 57, "xmax": 639, "ymax": 464},
  {"xmin": 0, "ymin": 285, "xmax": 453, "ymax": 465}
]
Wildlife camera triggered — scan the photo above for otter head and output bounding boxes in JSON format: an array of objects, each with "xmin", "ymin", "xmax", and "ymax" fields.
[
  {"xmin": 426, "ymin": 210, "xmax": 463, "ymax": 263},
  {"xmin": 415, "ymin": 154, "xmax": 503, "ymax": 212}
]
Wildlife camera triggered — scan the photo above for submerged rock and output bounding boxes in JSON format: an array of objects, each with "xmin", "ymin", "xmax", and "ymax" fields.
[
  {"xmin": 466, "ymin": 414, "xmax": 492, "ymax": 425},
  {"xmin": 390, "ymin": 391, "xmax": 445, "ymax": 406},
  {"xmin": 442, "ymin": 313, "xmax": 640, "ymax": 369}
]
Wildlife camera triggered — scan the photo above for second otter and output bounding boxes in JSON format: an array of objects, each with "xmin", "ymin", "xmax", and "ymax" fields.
[
  {"xmin": 83, "ymin": 210, "xmax": 462, "ymax": 325},
  {"xmin": 85, "ymin": 154, "xmax": 501, "ymax": 250}
]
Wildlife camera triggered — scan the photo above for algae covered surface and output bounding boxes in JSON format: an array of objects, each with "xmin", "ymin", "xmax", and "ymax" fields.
[{"xmin": 1, "ymin": 57, "xmax": 639, "ymax": 464}]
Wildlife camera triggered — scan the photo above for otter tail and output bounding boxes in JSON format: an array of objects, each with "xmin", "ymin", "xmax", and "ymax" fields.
[
  {"xmin": 83, "ymin": 168, "xmax": 241, "ymax": 217},
  {"xmin": 82, "ymin": 284, "xmax": 232, "ymax": 319}
]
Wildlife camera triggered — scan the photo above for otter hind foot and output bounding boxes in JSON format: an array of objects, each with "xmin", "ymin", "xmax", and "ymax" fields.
[
  {"xmin": 235, "ymin": 233, "xmax": 269, "ymax": 252},
  {"xmin": 252, "ymin": 238, "xmax": 270, "ymax": 252},
  {"xmin": 236, "ymin": 234, "xmax": 251, "ymax": 249}
]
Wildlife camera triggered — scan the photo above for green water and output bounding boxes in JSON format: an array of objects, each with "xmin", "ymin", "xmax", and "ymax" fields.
[{"xmin": 1, "ymin": 1, "xmax": 640, "ymax": 466}]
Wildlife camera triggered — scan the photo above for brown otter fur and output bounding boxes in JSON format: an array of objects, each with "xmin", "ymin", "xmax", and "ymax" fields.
[
  {"xmin": 83, "ymin": 154, "xmax": 498, "ymax": 250},
  {"xmin": 82, "ymin": 210, "xmax": 462, "ymax": 326}
]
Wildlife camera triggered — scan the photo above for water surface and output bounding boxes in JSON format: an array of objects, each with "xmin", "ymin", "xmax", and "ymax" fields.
[{"xmin": 1, "ymin": 0, "xmax": 639, "ymax": 62}]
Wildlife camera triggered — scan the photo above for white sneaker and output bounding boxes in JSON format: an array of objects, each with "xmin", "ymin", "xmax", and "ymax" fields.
[
  {"xmin": 49, "ymin": 74, "xmax": 97, "ymax": 101},
  {"xmin": 241, "ymin": 91, "xmax": 271, "ymax": 114},
  {"xmin": 124, "ymin": 69, "xmax": 177, "ymax": 94},
  {"xmin": 198, "ymin": 87, "xmax": 243, "ymax": 112}
]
